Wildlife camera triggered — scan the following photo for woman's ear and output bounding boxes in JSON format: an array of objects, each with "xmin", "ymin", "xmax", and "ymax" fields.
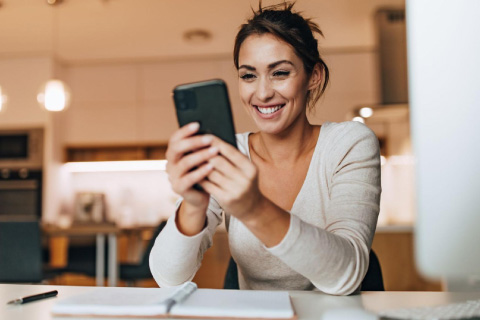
[{"xmin": 308, "ymin": 63, "xmax": 322, "ymax": 90}]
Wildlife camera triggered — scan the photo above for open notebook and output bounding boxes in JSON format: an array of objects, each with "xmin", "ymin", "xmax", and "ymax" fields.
[{"xmin": 51, "ymin": 282, "xmax": 296, "ymax": 319}]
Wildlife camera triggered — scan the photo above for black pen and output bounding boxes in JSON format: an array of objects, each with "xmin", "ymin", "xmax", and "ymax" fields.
[{"xmin": 7, "ymin": 290, "xmax": 58, "ymax": 305}]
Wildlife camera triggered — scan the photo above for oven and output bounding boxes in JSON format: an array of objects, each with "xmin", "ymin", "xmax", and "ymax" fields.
[
  {"xmin": 0, "ymin": 168, "xmax": 42, "ymax": 219},
  {"xmin": 0, "ymin": 128, "xmax": 43, "ymax": 168},
  {"xmin": 0, "ymin": 128, "xmax": 44, "ymax": 219}
]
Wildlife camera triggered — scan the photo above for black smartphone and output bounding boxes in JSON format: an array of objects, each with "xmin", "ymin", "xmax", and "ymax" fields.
[{"xmin": 173, "ymin": 79, "xmax": 237, "ymax": 148}]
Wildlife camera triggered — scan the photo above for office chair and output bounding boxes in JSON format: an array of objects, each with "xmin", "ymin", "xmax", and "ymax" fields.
[
  {"xmin": 223, "ymin": 250, "xmax": 384, "ymax": 291},
  {"xmin": 119, "ymin": 220, "xmax": 166, "ymax": 286},
  {"xmin": 0, "ymin": 219, "xmax": 64, "ymax": 283},
  {"xmin": 65, "ymin": 220, "xmax": 166, "ymax": 285},
  {"xmin": 361, "ymin": 250, "xmax": 385, "ymax": 291}
]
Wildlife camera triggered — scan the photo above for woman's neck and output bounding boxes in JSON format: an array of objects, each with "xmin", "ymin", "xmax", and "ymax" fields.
[{"xmin": 250, "ymin": 115, "xmax": 320, "ymax": 166}]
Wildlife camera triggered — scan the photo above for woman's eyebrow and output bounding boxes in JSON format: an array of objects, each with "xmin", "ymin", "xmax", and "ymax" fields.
[
  {"xmin": 238, "ymin": 60, "xmax": 294, "ymax": 71},
  {"xmin": 238, "ymin": 64, "xmax": 256, "ymax": 71},
  {"xmin": 268, "ymin": 60, "xmax": 294, "ymax": 69}
]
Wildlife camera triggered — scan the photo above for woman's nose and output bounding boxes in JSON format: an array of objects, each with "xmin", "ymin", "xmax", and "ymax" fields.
[{"xmin": 255, "ymin": 77, "xmax": 274, "ymax": 101}]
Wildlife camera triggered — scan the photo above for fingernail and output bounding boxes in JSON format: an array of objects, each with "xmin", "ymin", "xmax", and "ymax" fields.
[
  {"xmin": 189, "ymin": 122, "xmax": 200, "ymax": 131},
  {"xmin": 205, "ymin": 163, "xmax": 213, "ymax": 170},
  {"xmin": 202, "ymin": 135, "xmax": 213, "ymax": 143},
  {"xmin": 209, "ymin": 146, "xmax": 218, "ymax": 154}
]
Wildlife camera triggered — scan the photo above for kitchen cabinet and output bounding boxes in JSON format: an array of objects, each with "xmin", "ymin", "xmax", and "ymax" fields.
[
  {"xmin": 372, "ymin": 227, "xmax": 442, "ymax": 291},
  {"xmin": 64, "ymin": 143, "xmax": 167, "ymax": 162}
]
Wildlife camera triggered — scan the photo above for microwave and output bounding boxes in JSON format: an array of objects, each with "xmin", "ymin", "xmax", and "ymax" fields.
[{"xmin": 0, "ymin": 128, "xmax": 44, "ymax": 169}]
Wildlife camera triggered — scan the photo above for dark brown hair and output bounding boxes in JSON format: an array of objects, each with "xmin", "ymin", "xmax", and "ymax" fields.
[{"xmin": 233, "ymin": 1, "xmax": 330, "ymax": 110}]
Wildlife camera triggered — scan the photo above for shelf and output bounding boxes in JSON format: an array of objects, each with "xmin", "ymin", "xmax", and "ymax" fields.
[{"xmin": 64, "ymin": 143, "xmax": 168, "ymax": 162}]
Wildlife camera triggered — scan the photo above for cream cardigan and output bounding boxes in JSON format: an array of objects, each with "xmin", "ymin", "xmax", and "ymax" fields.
[{"xmin": 149, "ymin": 121, "xmax": 381, "ymax": 295}]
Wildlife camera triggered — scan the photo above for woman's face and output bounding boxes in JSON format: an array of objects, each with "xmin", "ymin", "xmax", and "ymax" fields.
[{"xmin": 237, "ymin": 33, "xmax": 316, "ymax": 135}]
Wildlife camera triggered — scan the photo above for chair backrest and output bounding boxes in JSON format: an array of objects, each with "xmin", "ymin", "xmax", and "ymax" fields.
[
  {"xmin": 361, "ymin": 250, "xmax": 385, "ymax": 291},
  {"xmin": 139, "ymin": 220, "xmax": 167, "ymax": 266},
  {"xmin": 0, "ymin": 220, "xmax": 43, "ymax": 283},
  {"xmin": 223, "ymin": 250, "xmax": 385, "ymax": 291}
]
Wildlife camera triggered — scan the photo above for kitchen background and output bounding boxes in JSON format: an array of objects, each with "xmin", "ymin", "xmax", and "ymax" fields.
[{"xmin": 0, "ymin": 0, "xmax": 421, "ymax": 289}]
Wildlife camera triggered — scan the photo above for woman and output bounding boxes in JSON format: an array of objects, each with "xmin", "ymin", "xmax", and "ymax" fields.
[{"xmin": 149, "ymin": 2, "xmax": 381, "ymax": 295}]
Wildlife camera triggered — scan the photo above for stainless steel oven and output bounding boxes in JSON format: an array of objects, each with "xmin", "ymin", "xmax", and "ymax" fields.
[
  {"xmin": 0, "ymin": 169, "xmax": 42, "ymax": 218},
  {"xmin": 0, "ymin": 128, "xmax": 44, "ymax": 218},
  {"xmin": 0, "ymin": 128, "xmax": 43, "ymax": 169}
]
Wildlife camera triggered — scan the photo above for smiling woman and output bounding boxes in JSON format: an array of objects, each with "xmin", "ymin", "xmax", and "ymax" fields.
[{"xmin": 149, "ymin": 1, "xmax": 381, "ymax": 296}]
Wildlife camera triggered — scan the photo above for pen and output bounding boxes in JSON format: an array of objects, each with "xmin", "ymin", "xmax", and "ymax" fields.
[{"xmin": 7, "ymin": 290, "xmax": 58, "ymax": 305}]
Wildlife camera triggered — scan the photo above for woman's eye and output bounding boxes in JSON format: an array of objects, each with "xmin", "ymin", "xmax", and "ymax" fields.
[
  {"xmin": 240, "ymin": 73, "xmax": 256, "ymax": 80},
  {"xmin": 273, "ymin": 70, "xmax": 290, "ymax": 77}
]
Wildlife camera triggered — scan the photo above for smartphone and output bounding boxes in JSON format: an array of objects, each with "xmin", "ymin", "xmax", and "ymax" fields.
[{"xmin": 173, "ymin": 79, "xmax": 237, "ymax": 148}]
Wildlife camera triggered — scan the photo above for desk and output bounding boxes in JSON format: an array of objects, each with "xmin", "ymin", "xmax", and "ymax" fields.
[
  {"xmin": 2, "ymin": 284, "xmax": 480, "ymax": 320},
  {"xmin": 42, "ymin": 224, "xmax": 120, "ymax": 287}
]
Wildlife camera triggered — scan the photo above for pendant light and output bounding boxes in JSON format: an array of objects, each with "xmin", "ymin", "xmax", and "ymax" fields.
[
  {"xmin": 37, "ymin": 0, "xmax": 71, "ymax": 112},
  {"xmin": 37, "ymin": 80, "xmax": 71, "ymax": 112},
  {"xmin": 0, "ymin": 86, "xmax": 7, "ymax": 113}
]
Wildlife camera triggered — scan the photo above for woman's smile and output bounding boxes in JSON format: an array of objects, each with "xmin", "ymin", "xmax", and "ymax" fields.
[{"xmin": 254, "ymin": 103, "xmax": 286, "ymax": 117}]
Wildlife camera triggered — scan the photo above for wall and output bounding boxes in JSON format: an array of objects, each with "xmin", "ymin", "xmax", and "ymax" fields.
[
  {"xmin": 55, "ymin": 48, "xmax": 386, "ymax": 225},
  {"xmin": 59, "ymin": 50, "xmax": 381, "ymax": 144},
  {"xmin": 0, "ymin": 57, "xmax": 52, "ymax": 128}
]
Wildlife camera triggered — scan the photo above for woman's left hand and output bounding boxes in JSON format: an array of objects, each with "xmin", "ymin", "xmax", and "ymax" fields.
[{"xmin": 198, "ymin": 135, "xmax": 264, "ymax": 222}]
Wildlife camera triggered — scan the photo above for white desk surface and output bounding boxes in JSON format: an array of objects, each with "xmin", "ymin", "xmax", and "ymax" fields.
[{"xmin": 2, "ymin": 284, "xmax": 480, "ymax": 320}]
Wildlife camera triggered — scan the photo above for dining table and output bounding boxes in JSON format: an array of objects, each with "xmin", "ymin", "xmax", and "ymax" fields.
[{"xmin": 42, "ymin": 223, "xmax": 121, "ymax": 287}]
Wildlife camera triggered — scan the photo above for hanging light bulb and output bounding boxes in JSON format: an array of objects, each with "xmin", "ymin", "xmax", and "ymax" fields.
[
  {"xmin": 352, "ymin": 116, "xmax": 365, "ymax": 123},
  {"xmin": 0, "ymin": 86, "xmax": 7, "ymax": 113},
  {"xmin": 37, "ymin": 79, "xmax": 71, "ymax": 112},
  {"xmin": 359, "ymin": 107, "xmax": 374, "ymax": 118}
]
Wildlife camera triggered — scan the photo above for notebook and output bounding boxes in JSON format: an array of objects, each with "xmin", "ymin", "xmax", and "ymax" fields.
[{"xmin": 51, "ymin": 282, "xmax": 296, "ymax": 319}]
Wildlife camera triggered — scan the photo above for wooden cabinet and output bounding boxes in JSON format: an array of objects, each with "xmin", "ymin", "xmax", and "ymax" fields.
[
  {"xmin": 372, "ymin": 228, "xmax": 443, "ymax": 291},
  {"xmin": 64, "ymin": 143, "xmax": 167, "ymax": 162},
  {"xmin": 193, "ymin": 231, "xmax": 231, "ymax": 289}
]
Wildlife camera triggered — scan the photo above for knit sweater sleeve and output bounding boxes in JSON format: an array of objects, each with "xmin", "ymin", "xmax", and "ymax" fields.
[
  {"xmin": 266, "ymin": 122, "xmax": 381, "ymax": 295},
  {"xmin": 148, "ymin": 133, "xmax": 250, "ymax": 288},
  {"xmin": 149, "ymin": 196, "xmax": 223, "ymax": 287}
]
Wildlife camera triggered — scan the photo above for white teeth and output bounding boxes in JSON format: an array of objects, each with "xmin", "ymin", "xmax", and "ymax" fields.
[{"xmin": 256, "ymin": 105, "xmax": 284, "ymax": 114}]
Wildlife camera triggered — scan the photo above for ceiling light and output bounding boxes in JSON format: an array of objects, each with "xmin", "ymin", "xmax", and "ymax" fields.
[
  {"xmin": 353, "ymin": 116, "xmax": 365, "ymax": 123},
  {"xmin": 47, "ymin": 0, "xmax": 64, "ymax": 5},
  {"xmin": 183, "ymin": 29, "xmax": 212, "ymax": 44},
  {"xmin": 37, "ymin": 80, "xmax": 71, "ymax": 112},
  {"xmin": 359, "ymin": 107, "xmax": 374, "ymax": 118},
  {"xmin": 0, "ymin": 86, "xmax": 7, "ymax": 113}
]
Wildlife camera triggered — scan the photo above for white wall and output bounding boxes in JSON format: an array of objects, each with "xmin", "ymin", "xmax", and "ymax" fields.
[
  {"xmin": 0, "ymin": 57, "xmax": 52, "ymax": 128},
  {"xmin": 60, "ymin": 50, "xmax": 381, "ymax": 144}
]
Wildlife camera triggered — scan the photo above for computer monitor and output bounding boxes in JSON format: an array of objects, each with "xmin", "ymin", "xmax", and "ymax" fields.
[{"xmin": 407, "ymin": 0, "xmax": 480, "ymax": 290}]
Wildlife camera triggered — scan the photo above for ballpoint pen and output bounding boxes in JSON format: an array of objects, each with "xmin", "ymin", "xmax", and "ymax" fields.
[{"xmin": 7, "ymin": 290, "xmax": 58, "ymax": 305}]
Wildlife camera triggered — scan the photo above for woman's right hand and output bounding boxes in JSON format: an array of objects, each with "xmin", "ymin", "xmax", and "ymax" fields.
[{"xmin": 165, "ymin": 122, "xmax": 218, "ymax": 235}]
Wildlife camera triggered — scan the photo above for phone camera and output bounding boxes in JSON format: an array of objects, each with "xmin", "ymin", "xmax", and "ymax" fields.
[{"xmin": 176, "ymin": 90, "xmax": 196, "ymax": 110}]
